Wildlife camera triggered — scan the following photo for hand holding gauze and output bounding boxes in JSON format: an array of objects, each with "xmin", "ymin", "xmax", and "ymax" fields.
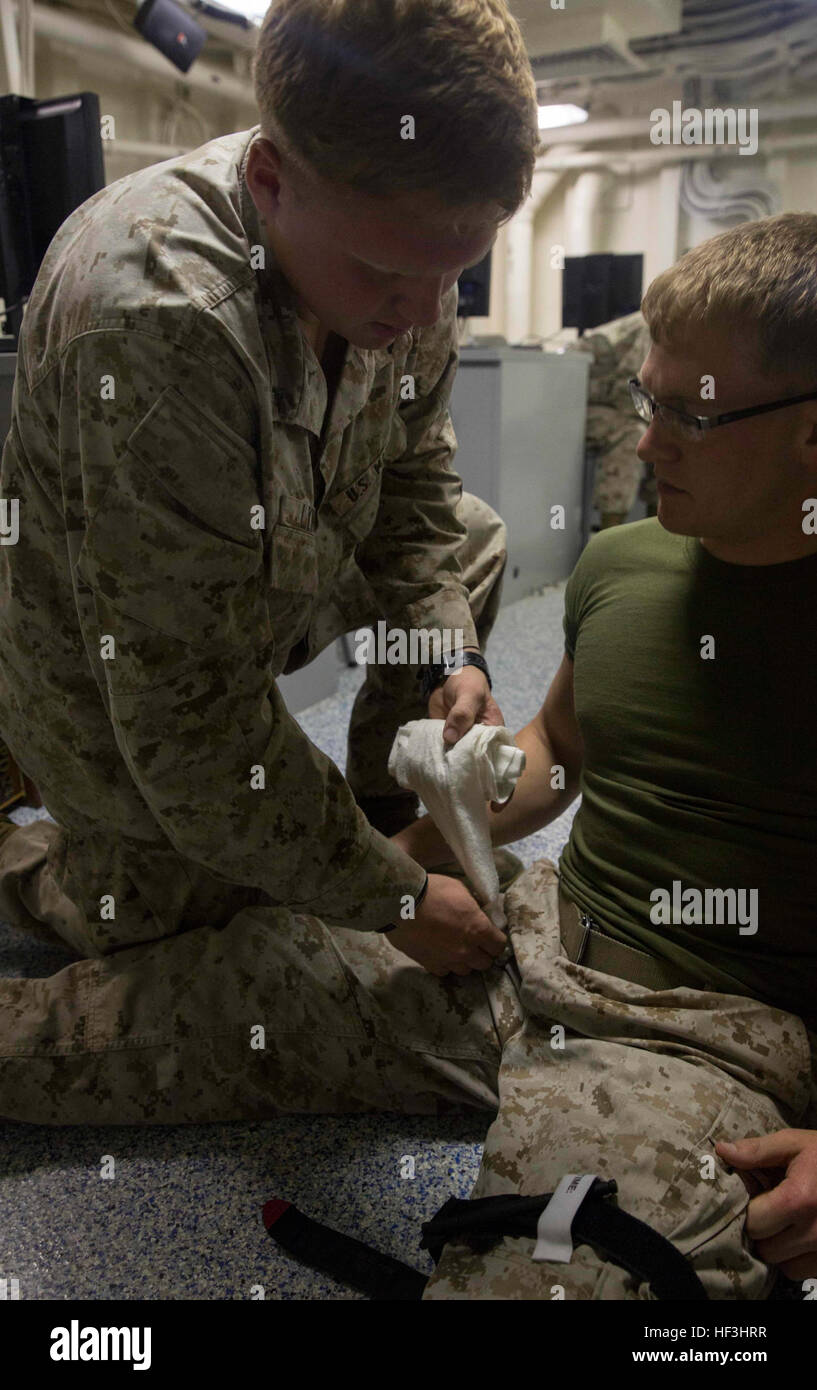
[{"xmin": 388, "ymin": 719, "xmax": 526, "ymax": 929}]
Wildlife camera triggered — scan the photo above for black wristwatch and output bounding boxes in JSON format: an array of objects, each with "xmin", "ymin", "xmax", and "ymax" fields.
[{"xmin": 418, "ymin": 650, "xmax": 492, "ymax": 703}]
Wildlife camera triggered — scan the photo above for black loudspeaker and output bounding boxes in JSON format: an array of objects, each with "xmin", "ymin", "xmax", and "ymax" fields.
[
  {"xmin": 563, "ymin": 253, "xmax": 643, "ymax": 333},
  {"xmin": 563, "ymin": 253, "xmax": 611, "ymax": 333},
  {"xmin": 609, "ymin": 253, "xmax": 643, "ymax": 320},
  {"xmin": 457, "ymin": 250, "xmax": 492, "ymax": 318},
  {"xmin": 133, "ymin": 0, "xmax": 208, "ymax": 74}
]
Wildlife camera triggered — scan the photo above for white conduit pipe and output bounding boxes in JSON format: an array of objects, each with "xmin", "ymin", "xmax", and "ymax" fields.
[
  {"xmin": 0, "ymin": 0, "xmax": 23, "ymax": 94},
  {"xmin": 537, "ymin": 130, "xmax": 817, "ymax": 172},
  {"xmin": 536, "ymin": 97, "xmax": 817, "ymax": 148},
  {"xmin": 103, "ymin": 138, "xmax": 194, "ymax": 161}
]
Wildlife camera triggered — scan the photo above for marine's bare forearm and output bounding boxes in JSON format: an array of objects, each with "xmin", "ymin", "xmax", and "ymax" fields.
[{"xmin": 391, "ymin": 720, "xmax": 581, "ymax": 869}]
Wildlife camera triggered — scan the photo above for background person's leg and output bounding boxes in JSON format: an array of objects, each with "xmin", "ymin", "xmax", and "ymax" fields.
[
  {"xmin": 590, "ymin": 421, "xmax": 644, "ymax": 524},
  {"xmin": 424, "ymin": 859, "xmax": 814, "ymax": 1300}
]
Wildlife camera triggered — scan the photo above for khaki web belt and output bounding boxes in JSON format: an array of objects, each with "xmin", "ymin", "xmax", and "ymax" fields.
[{"xmin": 559, "ymin": 887, "xmax": 711, "ymax": 992}]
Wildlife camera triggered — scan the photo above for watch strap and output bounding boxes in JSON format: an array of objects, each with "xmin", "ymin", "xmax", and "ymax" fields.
[
  {"xmin": 377, "ymin": 872, "xmax": 429, "ymax": 934},
  {"xmin": 419, "ymin": 651, "xmax": 492, "ymax": 702}
]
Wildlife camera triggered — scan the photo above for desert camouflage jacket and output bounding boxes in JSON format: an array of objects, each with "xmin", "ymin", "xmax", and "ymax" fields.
[{"xmin": 0, "ymin": 125, "xmax": 476, "ymax": 944}]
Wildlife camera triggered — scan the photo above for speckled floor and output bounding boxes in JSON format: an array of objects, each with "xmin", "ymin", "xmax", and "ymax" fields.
[{"xmin": 0, "ymin": 581, "xmax": 578, "ymax": 1300}]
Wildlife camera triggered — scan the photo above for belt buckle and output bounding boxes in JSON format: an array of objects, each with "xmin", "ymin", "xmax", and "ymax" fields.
[{"xmin": 576, "ymin": 911, "xmax": 594, "ymax": 966}]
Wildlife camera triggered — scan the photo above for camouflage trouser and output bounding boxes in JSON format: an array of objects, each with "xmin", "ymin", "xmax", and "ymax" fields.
[
  {"xmin": 590, "ymin": 427, "xmax": 657, "ymax": 516},
  {"xmin": 426, "ymin": 861, "xmax": 817, "ymax": 1300},
  {"xmin": 2, "ymin": 839, "xmax": 814, "ymax": 1298}
]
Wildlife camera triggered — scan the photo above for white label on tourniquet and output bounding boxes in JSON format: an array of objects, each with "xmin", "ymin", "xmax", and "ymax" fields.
[{"xmin": 532, "ymin": 1173, "xmax": 599, "ymax": 1263}]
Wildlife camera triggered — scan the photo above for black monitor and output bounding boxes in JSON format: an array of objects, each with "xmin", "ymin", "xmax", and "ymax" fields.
[
  {"xmin": 457, "ymin": 250, "xmax": 492, "ymax": 318},
  {"xmin": 0, "ymin": 92, "xmax": 105, "ymax": 346},
  {"xmin": 562, "ymin": 252, "xmax": 643, "ymax": 334}
]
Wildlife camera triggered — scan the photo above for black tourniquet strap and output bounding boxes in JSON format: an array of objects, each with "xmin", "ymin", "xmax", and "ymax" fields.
[
  {"xmin": 262, "ymin": 1178, "xmax": 709, "ymax": 1301},
  {"xmin": 419, "ymin": 1182, "xmax": 708, "ymax": 1300}
]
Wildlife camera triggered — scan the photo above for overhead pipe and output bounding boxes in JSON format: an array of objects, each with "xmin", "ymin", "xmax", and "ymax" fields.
[
  {"xmin": 535, "ymin": 96, "xmax": 817, "ymax": 150},
  {"xmin": 536, "ymin": 130, "xmax": 817, "ymax": 172},
  {"xmin": 103, "ymin": 138, "xmax": 195, "ymax": 161}
]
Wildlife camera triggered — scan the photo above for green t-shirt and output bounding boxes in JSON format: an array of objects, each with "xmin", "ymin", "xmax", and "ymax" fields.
[{"xmin": 559, "ymin": 518, "xmax": 817, "ymax": 1028}]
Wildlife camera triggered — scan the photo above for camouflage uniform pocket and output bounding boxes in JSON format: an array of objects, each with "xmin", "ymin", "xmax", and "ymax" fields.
[
  {"xmin": 658, "ymin": 1085, "xmax": 787, "ymax": 1299},
  {"xmin": 324, "ymin": 454, "xmax": 385, "ymax": 544},
  {"xmin": 265, "ymin": 497, "xmax": 319, "ymax": 646}
]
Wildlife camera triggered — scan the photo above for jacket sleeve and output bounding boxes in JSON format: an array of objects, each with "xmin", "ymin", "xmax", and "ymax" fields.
[
  {"xmin": 62, "ymin": 329, "xmax": 427, "ymax": 931},
  {"xmin": 352, "ymin": 284, "xmax": 479, "ymax": 648}
]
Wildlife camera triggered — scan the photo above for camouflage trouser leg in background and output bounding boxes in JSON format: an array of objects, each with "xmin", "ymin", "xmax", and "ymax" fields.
[
  {"xmin": 424, "ymin": 859, "xmax": 817, "ymax": 1301},
  {"xmin": 296, "ymin": 489, "xmax": 508, "ymax": 805},
  {"xmin": 591, "ymin": 422, "xmax": 657, "ymax": 518}
]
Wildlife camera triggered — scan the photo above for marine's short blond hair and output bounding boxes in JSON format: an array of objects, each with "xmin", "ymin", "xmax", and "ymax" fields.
[
  {"xmin": 251, "ymin": 0, "xmax": 540, "ymax": 219},
  {"xmin": 642, "ymin": 213, "xmax": 817, "ymax": 383}
]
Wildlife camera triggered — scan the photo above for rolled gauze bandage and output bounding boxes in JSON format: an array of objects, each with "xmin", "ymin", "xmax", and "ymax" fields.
[{"xmin": 387, "ymin": 719, "xmax": 526, "ymax": 929}]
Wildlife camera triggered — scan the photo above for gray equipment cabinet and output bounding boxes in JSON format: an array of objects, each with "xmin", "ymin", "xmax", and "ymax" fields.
[{"xmin": 449, "ymin": 346, "xmax": 590, "ymax": 606}]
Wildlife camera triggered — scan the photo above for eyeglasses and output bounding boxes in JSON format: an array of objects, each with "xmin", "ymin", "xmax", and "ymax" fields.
[{"xmin": 628, "ymin": 378, "xmax": 817, "ymax": 443}]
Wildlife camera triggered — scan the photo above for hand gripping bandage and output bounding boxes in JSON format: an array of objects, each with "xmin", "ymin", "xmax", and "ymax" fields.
[{"xmin": 387, "ymin": 719, "xmax": 526, "ymax": 928}]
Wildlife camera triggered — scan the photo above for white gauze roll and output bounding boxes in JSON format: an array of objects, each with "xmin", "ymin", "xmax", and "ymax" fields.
[{"xmin": 387, "ymin": 719, "xmax": 526, "ymax": 929}]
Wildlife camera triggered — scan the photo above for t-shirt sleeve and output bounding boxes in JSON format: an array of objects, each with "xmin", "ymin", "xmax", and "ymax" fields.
[
  {"xmin": 563, "ymin": 593, "xmax": 578, "ymax": 660},
  {"xmin": 562, "ymin": 536, "xmax": 599, "ymax": 659}
]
